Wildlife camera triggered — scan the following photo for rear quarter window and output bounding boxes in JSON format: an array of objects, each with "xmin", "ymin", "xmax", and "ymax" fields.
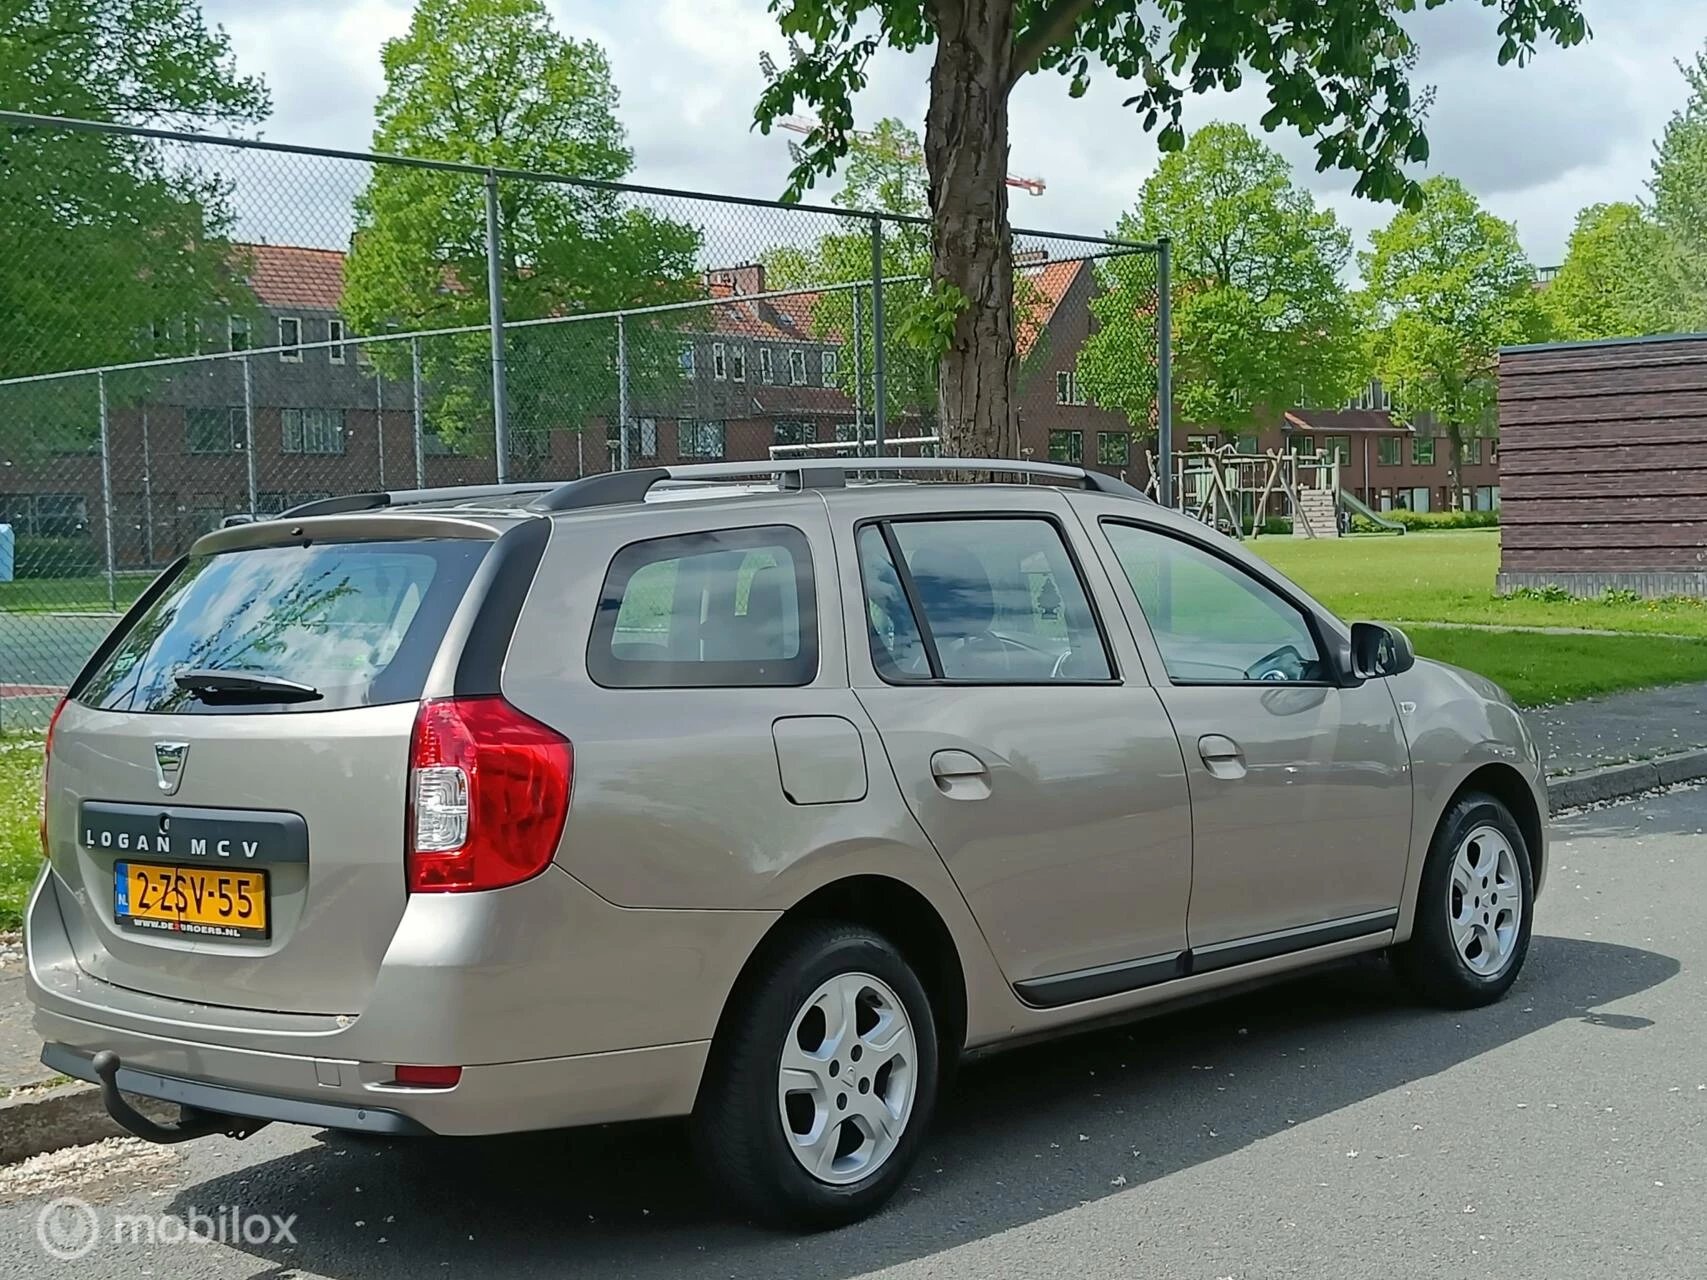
[
  {"xmin": 587, "ymin": 525, "xmax": 817, "ymax": 688},
  {"xmin": 78, "ymin": 539, "xmax": 490, "ymax": 714}
]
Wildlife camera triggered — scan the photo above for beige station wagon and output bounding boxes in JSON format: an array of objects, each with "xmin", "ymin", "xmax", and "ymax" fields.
[{"xmin": 27, "ymin": 458, "xmax": 1545, "ymax": 1227}]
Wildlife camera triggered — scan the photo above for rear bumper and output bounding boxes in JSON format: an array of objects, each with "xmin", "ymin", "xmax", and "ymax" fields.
[
  {"xmin": 36, "ymin": 1008, "xmax": 709, "ymax": 1136},
  {"xmin": 24, "ymin": 863, "xmax": 742, "ymax": 1136}
]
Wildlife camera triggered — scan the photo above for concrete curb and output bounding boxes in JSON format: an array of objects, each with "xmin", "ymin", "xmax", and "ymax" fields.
[
  {"xmin": 1546, "ymin": 749, "xmax": 1707, "ymax": 810},
  {"xmin": 0, "ymin": 1080, "xmax": 175, "ymax": 1165}
]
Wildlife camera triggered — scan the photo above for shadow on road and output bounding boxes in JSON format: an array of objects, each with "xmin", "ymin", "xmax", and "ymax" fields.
[{"xmin": 170, "ymin": 935, "xmax": 1677, "ymax": 1278}]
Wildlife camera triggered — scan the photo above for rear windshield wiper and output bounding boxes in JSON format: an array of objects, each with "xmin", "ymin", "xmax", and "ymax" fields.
[{"xmin": 172, "ymin": 669, "xmax": 323, "ymax": 703}]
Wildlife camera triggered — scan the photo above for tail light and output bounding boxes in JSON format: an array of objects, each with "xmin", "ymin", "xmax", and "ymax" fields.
[
  {"xmin": 392, "ymin": 1064, "xmax": 462, "ymax": 1089},
  {"xmin": 406, "ymin": 697, "xmax": 572, "ymax": 893},
  {"xmin": 39, "ymin": 696, "xmax": 67, "ymax": 857}
]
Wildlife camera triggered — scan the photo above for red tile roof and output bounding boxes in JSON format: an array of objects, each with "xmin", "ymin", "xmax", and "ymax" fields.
[
  {"xmin": 234, "ymin": 243, "xmax": 346, "ymax": 311},
  {"xmin": 1016, "ymin": 258, "xmax": 1082, "ymax": 358}
]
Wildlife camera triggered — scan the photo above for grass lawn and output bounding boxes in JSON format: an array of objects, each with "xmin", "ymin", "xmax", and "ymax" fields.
[
  {"xmin": 1253, "ymin": 530, "xmax": 1707, "ymax": 638},
  {"xmin": 0, "ymin": 740, "xmax": 41, "ymax": 932},
  {"xmin": 1401, "ymin": 626, "xmax": 1707, "ymax": 707},
  {"xmin": 0, "ymin": 574, "xmax": 148, "ymax": 615}
]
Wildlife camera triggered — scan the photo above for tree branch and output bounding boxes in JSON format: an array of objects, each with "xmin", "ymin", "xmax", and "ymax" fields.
[{"xmin": 1011, "ymin": 0, "xmax": 1097, "ymax": 85}]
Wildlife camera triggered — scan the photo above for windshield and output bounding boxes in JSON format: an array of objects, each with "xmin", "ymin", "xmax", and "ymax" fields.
[{"xmin": 78, "ymin": 539, "xmax": 489, "ymax": 714}]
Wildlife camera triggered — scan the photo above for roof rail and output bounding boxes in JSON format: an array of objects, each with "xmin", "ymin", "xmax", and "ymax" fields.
[
  {"xmin": 281, "ymin": 483, "xmax": 556, "ymax": 518},
  {"xmin": 277, "ymin": 459, "xmax": 1146, "ymax": 522},
  {"xmin": 534, "ymin": 457, "xmax": 1147, "ymax": 511}
]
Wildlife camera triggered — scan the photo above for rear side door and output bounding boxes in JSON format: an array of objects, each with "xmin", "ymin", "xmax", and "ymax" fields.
[
  {"xmin": 832, "ymin": 489, "xmax": 1194, "ymax": 1002},
  {"xmin": 1089, "ymin": 513, "xmax": 1413, "ymax": 959}
]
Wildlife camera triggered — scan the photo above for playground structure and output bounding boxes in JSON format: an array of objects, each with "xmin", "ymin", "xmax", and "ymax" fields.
[{"xmin": 1145, "ymin": 445, "xmax": 1405, "ymax": 539}]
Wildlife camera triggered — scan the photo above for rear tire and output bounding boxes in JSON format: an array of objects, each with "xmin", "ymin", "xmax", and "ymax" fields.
[
  {"xmin": 692, "ymin": 922, "xmax": 939, "ymax": 1229},
  {"xmin": 1394, "ymin": 791, "xmax": 1534, "ymax": 1009}
]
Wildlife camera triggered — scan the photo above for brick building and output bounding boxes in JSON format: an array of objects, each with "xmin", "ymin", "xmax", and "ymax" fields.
[{"xmin": 1, "ymin": 244, "xmax": 1500, "ymax": 573}]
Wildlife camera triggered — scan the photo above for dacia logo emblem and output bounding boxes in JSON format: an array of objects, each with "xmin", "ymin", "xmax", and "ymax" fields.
[{"xmin": 154, "ymin": 742, "xmax": 189, "ymax": 795}]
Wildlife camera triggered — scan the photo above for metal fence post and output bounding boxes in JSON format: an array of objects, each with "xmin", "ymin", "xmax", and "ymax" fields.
[
  {"xmin": 852, "ymin": 283, "xmax": 866, "ymax": 454},
  {"xmin": 1156, "ymin": 235, "xmax": 1174, "ymax": 508},
  {"xmin": 870, "ymin": 217, "xmax": 887, "ymax": 457},
  {"xmin": 375, "ymin": 368, "xmax": 386, "ymax": 489},
  {"xmin": 242, "ymin": 354, "xmax": 258, "ymax": 515},
  {"xmin": 412, "ymin": 336, "xmax": 425, "ymax": 489},
  {"xmin": 96, "ymin": 370, "xmax": 116, "ymax": 611},
  {"xmin": 484, "ymin": 169, "xmax": 511, "ymax": 483},
  {"xmin": 616, "ymin": 314, "xmax": 631, "ymax": 471},
  {"xmin": 140, "ymin": 406, "xmax": 154, "ymax": 567}
]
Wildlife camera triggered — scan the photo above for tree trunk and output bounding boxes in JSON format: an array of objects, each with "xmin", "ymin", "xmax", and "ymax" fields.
[{"xmin": 925, "ymin": 0, "xmax": 1016, "ymax": 459}]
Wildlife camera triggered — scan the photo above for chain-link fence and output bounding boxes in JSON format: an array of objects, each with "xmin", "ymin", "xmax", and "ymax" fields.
[{"xmin": 0, "ymin": 110, "xmax": 1164, "ymax": 732}]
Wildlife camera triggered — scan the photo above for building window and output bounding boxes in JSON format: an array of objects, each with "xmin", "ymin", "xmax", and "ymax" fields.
[
  {"xmin": 185, "ymin": 407, "xmax": 241, "ymax": 454},
  {"xmin": 228, "ymin": 315, "xmax": 250, "ymax": 351},
  {"xmin": 759, "ymin": 347, "xmax": 774, "ymax": 383},
  {"xmin": 1323, "ymin": 435, "xmax": 1351, "ymax": 464},
  {"xmin": 1236, "ymin": 434, "xmax": 1259, "ymax": 455},
  {"xmin": 1097, "ymin": 432, "xmax": 1130, "ymax": 466},
  {"xmin": 711, "ymin": 342, "xmax": 727, "ymax": 380},
  {"xmin": 1461, "ymin": 437, "xmax": 1482, "ymax": 465},
  {"xmin": 281, "ymin": 407, "xmax": 345, "ymax": 455},
  {"xmin": 1186, "ymin": 433, "xmax": 1217, "ymax": 452},
  {"xmin": 1048, "ymin": 429, "xmax": 1083, "ymax": 463},
  {"xmin": 774, "ymin": 420, "xmax": 815, "ymax": 447},
  {"xmin": 822, "ymin": 349, "xmax": 838, "ymax": 384},
  {"xmin": 638, "ymin": 417, "xmax": 658, "ymax": 458},
  {"xmin": 677, "ymin": 418, "xmax": 725, "ymax": 458},
  {"xmin": 355, "ymin": 336, "xmax": 372, "ymax": 367},
  {"xmin": 278, "ymin": 317, "xmax": 301, "ymax": 362},
  {"xmin": 1412, "ymin": 435, "xmax": 1435, "ymax": 466},
  {"xmin": 328, "ymin": 318, "xmax": 346, "ymax": 364},
  {"xmin": 1288, "ymin": 433, "xmax": 1315, "ymax": 455},
  {"xmin": 679, "ymin": 343, "xmax": 696, "ymax": 377},
  {"xmin": 1377, "ymin": 436, "xmax": 1401, "ymax": 466},
  {"xmin": 789, "ymin": 349, "xmax": 808, "ymax": 386},
  {"xmin": 1056, "ymin": 371, "xmax": 1072, "ymax": 404},
  {"xmin": 730, "ymin": 345, "xmax": 746, "ymax": 382}
]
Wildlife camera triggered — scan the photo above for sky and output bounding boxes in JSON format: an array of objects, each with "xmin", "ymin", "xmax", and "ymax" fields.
[{"xmin": 201, "ymin": 0, "xmax": 1707, "ymax": 270}]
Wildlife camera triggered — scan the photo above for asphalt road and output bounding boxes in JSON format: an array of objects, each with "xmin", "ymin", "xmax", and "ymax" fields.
[{"xmin": 1, "ymin": 788, "xmax": 1701, "ymax": 1280}]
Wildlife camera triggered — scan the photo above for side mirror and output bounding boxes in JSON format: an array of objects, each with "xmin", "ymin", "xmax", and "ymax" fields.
[{"xmin": 1350, "ymin": 622, "xmax": 1416, "ymax": 680}]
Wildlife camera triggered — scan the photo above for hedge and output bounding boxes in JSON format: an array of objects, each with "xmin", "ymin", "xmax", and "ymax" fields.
[{"xmin": 10, "ymin": 535, "xmax": 99, "ymax": 579}]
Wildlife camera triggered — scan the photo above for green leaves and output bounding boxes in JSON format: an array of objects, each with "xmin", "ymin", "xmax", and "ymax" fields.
[
  {"xmin": 1360, "ymin": 176, "xmax": 1544, "ymax": 449},
  {"xmin": 895, "ymin": 279, "xmax": 968, "ymax": 361},
  {"xmin": 0, "ymin": 0, "xmax": 268, "ymax": 449},
  {"xmin": 1080, "ymin": 123, "xmax": 1361, "ymax": 434},
  {"xmin": 341, "ymin": 0, "xmax": 702, "ymax": 455},
  {"xmin": 1544, "ymin": 203, "xmax": 1670, "ymax": 341}
]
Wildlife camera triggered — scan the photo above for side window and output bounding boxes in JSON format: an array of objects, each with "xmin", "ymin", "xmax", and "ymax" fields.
[
  {"xmin": 588, "ymin": 525, "xmax": 816, "ymax": 688},
  {"xmin": 1101, "ymin": 522, "xmax": 1326, "ymax": 684},
  {"xmin": 857, "ymin": 518, "xmax": 1112, "ymax": 683}
]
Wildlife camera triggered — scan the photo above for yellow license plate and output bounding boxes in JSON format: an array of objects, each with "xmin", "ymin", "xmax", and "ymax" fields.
[{"xmin": 114, "ymin": 861, "xmax": 270, "ymax": 940}]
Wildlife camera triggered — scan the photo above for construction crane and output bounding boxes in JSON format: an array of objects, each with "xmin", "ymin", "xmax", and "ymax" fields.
[{"xmin": 774, "ymin": 115, "xmax": 1046, "ymax": 197}]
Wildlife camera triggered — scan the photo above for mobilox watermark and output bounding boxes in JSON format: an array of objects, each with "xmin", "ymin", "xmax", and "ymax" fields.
[{"xmin": 36, "ymin": 1195, "xmax": 297, "ymax": 1260}]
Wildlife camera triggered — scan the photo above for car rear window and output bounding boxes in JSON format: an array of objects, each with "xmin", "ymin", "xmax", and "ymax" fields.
[
  {"xmin": 77, "ymin": 539, "xmax": 490, "ymax": 714},
  {"xmin": 587, "ymin": 525, "xmax": 817, "ymax": 688}
]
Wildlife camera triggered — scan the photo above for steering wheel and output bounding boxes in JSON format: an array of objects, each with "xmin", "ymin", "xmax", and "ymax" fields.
[{"xmin": 1244, "ymin": 644, "xmax": 1307, "ymax": 683}]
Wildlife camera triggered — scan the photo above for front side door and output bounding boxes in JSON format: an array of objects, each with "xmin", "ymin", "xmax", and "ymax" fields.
[
  {"xmin": 836, "ymin": 496, "xmax": 1194, "ymax": 998},
  {"xmin": 1094, "ymin": 518, "xmax": 1413, "ymax": 960}
]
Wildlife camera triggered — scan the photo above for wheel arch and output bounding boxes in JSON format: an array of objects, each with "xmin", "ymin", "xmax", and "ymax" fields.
[
  {"xmin": 708, "ymin": 875, "xmax": 969, "ymax": 1075},
  {"xmin": 1452, "ymin": 762, "xmax": 1546, "ymax": 895}
]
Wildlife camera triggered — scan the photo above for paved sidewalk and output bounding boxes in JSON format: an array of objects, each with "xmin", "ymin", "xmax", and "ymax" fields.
[
  {"xmin": 0, "ymin": 958, "xmax": 50, "ymax": 1091},
  {"xmin": 1529, "ymin": 679, "xmax": 1707, "ymax": 775}
]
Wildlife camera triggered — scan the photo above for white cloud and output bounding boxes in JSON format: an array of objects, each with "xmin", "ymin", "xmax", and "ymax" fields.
[{"xmin": 200, "ymin": 0, "xmax": 1707, "ymax": 268}]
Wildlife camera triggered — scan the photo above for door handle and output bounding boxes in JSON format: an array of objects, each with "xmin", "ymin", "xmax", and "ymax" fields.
[
  {"xmin": 1197, "ymin": 734, "xmax": 1246, "ymax": 779},
  {"xmin": 929, "ymin": 749, "xmax": 991, "ymax": 800}
]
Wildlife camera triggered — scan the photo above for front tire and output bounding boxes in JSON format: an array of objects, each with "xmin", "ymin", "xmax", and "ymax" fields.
[
  {"xmin": 1394, "ymin": 791, "xmax": 1534, "ymax": 1008},
  {"xmin": 692, "ymin": 922, "xmax": 939, "ymax": 1229}
]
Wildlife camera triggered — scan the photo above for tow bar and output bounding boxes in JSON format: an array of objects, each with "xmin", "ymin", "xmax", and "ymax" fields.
[{"xmin": 91, "ymin": 1051, "xmax": 271, "ymax": 1144}]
